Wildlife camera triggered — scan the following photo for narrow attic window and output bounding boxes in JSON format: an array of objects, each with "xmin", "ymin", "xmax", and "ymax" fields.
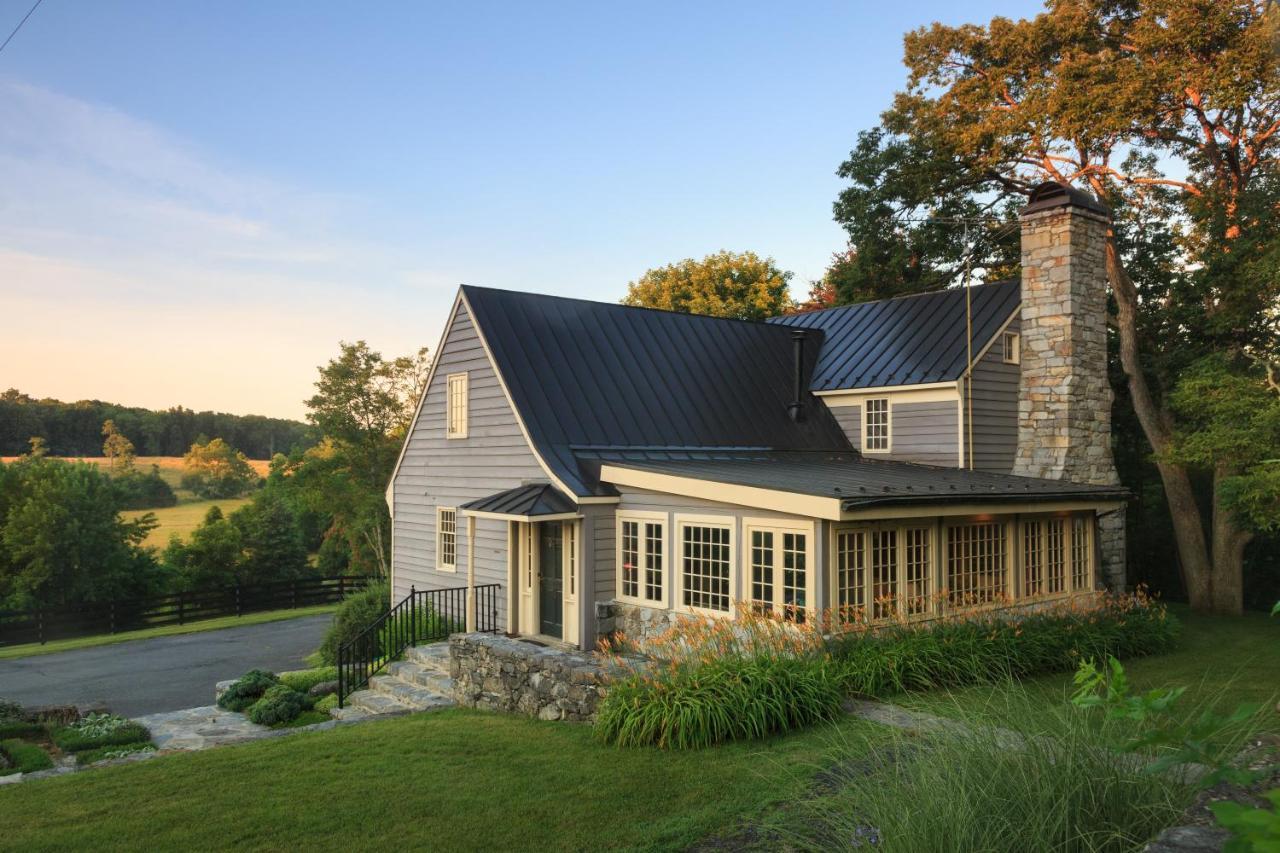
[
  {"xmin": 863, "ymin": 398, "xmax": 890, "ymax": 452},
  {"xmin": 446, "ymin": 372, "xmax": 469, "ymax": 439},
  {"xmin": 437, "ymin": 507, "xmax": 457, "ymax": 571},
  {"xmin": 1003, "ymin": 331, "xmax": 1021, "ymax": 365}
]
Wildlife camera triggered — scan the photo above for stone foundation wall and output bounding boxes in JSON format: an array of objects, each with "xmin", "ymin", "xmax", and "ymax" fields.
[
  {"xmin": 602, "ymin": 601, "xmax": 696, "ymax": 646},
  {"xmin": 1098, "ymin": 508, "xmax": 1127, "ymax": 591},
  {"xmin": 450, "ymin": 633, "xmax": 632, "ymax": 722}
]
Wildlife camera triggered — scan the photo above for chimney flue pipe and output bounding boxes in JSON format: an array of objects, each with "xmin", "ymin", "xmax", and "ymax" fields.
[{"xmin": 788, "ymin": 330, "xmax": 807, "ymax": 422}]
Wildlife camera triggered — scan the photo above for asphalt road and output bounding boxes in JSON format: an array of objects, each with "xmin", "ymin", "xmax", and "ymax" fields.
[{"xmin": 0, "ymin": 615, "xmax": 331, "ymax": 717}]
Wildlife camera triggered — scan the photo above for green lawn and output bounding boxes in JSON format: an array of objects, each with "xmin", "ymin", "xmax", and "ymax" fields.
[
  {"xmin": 0, "ymin": 604, "xmax": 337, "ymax": 661},
  {"xmin": 0, "ymin": 710, "xmax": 884, "ymax": 852},
  {"xmin": 0, "ymin": 606, "xmax": 1273, "ymax": 852},
  {"xmin": 126, "ymin": 497, "xmax": 254, "ymax": 547}
]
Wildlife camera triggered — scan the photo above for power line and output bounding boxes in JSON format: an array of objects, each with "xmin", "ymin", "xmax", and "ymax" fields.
[{"xmin": 0, "ymin": 0, "xmax": 44, "ymax": 56}]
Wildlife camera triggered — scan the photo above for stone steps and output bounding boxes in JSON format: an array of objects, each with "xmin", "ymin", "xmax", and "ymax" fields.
[{"xmin": 332, "ymin": 642, "xmax": 455, "ymax": 721}]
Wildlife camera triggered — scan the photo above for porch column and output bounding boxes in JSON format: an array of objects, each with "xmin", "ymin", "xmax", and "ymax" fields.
[{"xmin": 466, "ymin": 514, "xmax": 477, "ymax": 632}]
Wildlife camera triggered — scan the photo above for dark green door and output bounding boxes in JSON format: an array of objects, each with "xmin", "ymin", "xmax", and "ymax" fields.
[{"xmin": 538, "ymin": 523, "xmax": 563, "ymax": 638}]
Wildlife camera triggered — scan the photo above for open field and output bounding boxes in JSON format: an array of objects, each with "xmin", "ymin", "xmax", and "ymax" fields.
[
  {"xmin": 126, "ymin": 498, "xmax": 255, "ymax": 547},
  {"xmin": 1, "ymin": 607, "xmax": 1273, "ymax": 851},
  {"xmin": 0, "ymin": 456, "xmax": 272, "ymax": 502}
]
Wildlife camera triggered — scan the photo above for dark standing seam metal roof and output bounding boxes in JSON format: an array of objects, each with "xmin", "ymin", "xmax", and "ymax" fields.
[
  {"xmin": 460, "ymin": 286, "xmax": 853, "ymax": 497},
  {"xmin": 766, "ymin": 280, "xmax": 1021, "ymax": 391},
  {"xmin": 594, "ymin": 451, "xmax": 1128, "ymax": 510},
  {"xmin": 459, "ymin": 484, "xmax": 578, "ymax": 517}
]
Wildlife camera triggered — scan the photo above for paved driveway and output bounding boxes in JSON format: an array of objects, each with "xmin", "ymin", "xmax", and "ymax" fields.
[{"xmin": 0, "ymin": 615, "xmax": 331, "ymax": 717}]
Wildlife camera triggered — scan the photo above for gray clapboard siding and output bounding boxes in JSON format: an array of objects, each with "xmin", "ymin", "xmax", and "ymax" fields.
[
  {"xmin": 825, "ymin": 401, "xmax": 960, "ymax": 468},
  {"xmin": 391, "ymin": 301, "xmax": 546, "ymax": 628},
  {"xmin": 964, "ymin": 315, "xmax": 1020, "ymax": 474}
]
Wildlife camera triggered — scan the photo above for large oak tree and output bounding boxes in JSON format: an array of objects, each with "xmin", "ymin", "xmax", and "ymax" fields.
[{"xmin": 844, "ymin": 0, "xmax": 1278, "ymax": 613}]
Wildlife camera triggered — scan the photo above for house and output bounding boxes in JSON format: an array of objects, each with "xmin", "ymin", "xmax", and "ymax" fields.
[{"xmin": 386, "ymin": 181, "xmax": 1128, "ymax": 650}]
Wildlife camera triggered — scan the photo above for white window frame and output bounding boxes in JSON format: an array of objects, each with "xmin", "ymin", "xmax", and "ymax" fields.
[
  {"xmin": 1002, "ymin": 331, "xmax": 1021, "ymax": 365},
  {"xmin": 436, "ymin": 506, "xmax": 457, "ymax": 572},
  {"xmin": 674, "ymin": 514, "xmax": 736, "ymax": 618},
  {"xmin": 615, "ymin": 511, "xmax": 668, "ymax": 608},
  {"xmin": 743, "ymin": 518, "xmax": 815, "ymax": 622},
  {"xmin": 831, "ymin": 521, "xmax": 935, "ymax": 622},
  {"xmin": 446, "ymin": 372, "xmax": 469, "ymax": 439},
  {"xmin": 862, "ymin": 397, "xmax": 891, "ymax": 453}
]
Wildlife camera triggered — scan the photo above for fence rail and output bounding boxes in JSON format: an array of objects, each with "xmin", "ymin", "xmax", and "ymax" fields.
[
  {"xmin": 337, "ymin": 584, "xmax": 500, "ymax": 708},
  {"xmin": 0, "ymin": 576, "xmax": 373, "ymax": 647}
]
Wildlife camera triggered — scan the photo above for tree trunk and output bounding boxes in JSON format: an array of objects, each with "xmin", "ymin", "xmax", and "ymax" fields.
[
  {"xmin": 1106, "ymin": 237, "xmax": 1217, "ymax": 611},
  {"xmin": 1210, "ymin": 463, "xmax": 1253, "ymax": 616}
]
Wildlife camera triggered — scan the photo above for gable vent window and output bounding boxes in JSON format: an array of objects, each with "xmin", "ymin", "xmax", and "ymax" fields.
[
  {"xmin": 437, "ymin": 507, "xmax": 457, "ymax": 571},
  {"xmin": 1003, "ymin": 331, "xmax": 1021, "ymax": 365},
  {"xmin": 446, "ymin": 372, "xmax": 469, "ymax": 439},
  {"xmin": 863, "ymin": 398, "xmax": 890, "ymax": 452}
]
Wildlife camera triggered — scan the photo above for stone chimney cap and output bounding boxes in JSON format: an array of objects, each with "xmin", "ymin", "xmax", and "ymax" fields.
[{"xmin": 1021, "ymin": 181, "xmax": 1110, "ymax": 217}]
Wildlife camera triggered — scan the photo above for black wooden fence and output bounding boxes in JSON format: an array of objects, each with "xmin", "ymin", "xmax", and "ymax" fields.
[{"xmin": 0, "ymin": 576, "xmax": 373, "ymax": 647}]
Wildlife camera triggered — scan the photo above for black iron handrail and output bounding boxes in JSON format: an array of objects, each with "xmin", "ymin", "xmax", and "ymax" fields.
[{"xmin": 336, "ymin": 583, "xmax": 501, "ymax": 707}]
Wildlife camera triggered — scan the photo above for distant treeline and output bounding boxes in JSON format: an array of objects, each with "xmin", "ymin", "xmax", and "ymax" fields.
[{"xmin": 0, "ymin": 390, "xmax": 315, "ymax": 459}]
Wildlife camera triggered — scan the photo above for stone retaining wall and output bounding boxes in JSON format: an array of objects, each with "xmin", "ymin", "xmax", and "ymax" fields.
[{"xmin": 449, "ymin": 633, "xmax": 640, "ymax": 722}]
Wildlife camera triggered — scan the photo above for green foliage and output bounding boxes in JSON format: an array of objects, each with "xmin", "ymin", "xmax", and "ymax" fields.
[
  {"xmin": 100, "ymin": 419, "xmax": 136, "ymax": 474},
  {"xmin": 112, "ymin": 465, "xmax": 178, "ymax": 511},
  {"xmin": 830, "ymin": 596, "xmax": 1181, "ymax": 698},
  {"xmin": 318, "ymin": 581, "xmax": 389, "ymax": 665},
  {"xmin": 769, "ymin": 690, "xmax": 1192, "ymax": 853},
  {"xmin": 75, "ymin": 742, "xmax": 157, "ymax": 765},
  {"xmin": 162, "ymin": 492, "xmax": 310, "ymax": 587},
  {"xmin": 278, "ymin": 666, "xmax": 338, "ymax": 694},
  {"xmin": 597, "ymin": 653, "xmax": 842, "ymax": 750},
  {"xmin": 0, "ymin": 719, "xmax": 42, "ymax": 739},
  {"xmin": 161, "ymin": 505, "xmax": 242, "ymax": 589},
  {"xmin": 621, "ymin": 250, "xmax": 794, "ymax": 320},
  {"xmin": 0, "ymin": 388, "xmax": 313, "ymax": 458},
  {"xmin": 312, "ymin": 693, "xmax": 338, "ymax": 714},
  {"xmin": 246, "ymin": 684, "xmax": 307, "ymax": 726},
  {"xmin": 0, "ymin": 455, "xmax": 162, "ymax": 609},
  {"xmin": 216, "ymin": 669, "xmax": 280, "ymax": 712},
  {"xmin": 51, "ymin": 714, "xmax": 151, "ymax": 753},
  {"xmin": 1212, "ymin": 790, "xmax": 1280, "ymax": 852},
  {"xmin": 0, "ymin": 739, "xmax": 53, "ymax": 776},
  {"xmin": 181, "ymin": 438, "xmax": 259, "ymax": 499}
]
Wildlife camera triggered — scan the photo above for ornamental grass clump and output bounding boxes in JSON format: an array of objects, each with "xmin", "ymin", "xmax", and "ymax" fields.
[{"xmin": 596, "ymin": 609, "xmax": 841, "ymax": 749}]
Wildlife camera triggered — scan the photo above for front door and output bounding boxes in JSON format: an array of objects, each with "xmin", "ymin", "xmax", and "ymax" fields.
[{"xmin": 538, "ymin": 522, "xmax": 563, "ymax": 637}]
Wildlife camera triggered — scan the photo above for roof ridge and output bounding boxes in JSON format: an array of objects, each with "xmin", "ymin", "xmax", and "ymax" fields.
[
  {"xmin": 459, "ymin": 283, "xmax": 812, "ymax": 333},
  {"xmin": 771, "ymin": 277, "xmax": 1018, "ymax": 320}
]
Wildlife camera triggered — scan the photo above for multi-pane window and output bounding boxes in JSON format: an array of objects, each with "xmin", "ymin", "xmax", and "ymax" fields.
[
  {"xmin": 566, "ymin": 521, "xmax": 577, "ymax": 597},
  {"xmin": 871, "ymin": 529, "xmax": 898, "ymax": 619},
  {"xmin": 781, "ymin": 532, "xmax": 806, "ymax": 620},
  {"xmin": 1022, "ymin": 518, "xmax": 1072, "ymax": 598},
  {"xmin": 1071, "ymin": 517, "xmax": 1092, "ymax": 590},
  {"xmin": 681, "ymin": 524, "xmax": 731, "ymax": 613},
  {"xmin": 903, "ymin": 527, "xmax": 932, "ymax": 616},
  {"xmin": 1003, "ymin": 331, "xmax": 1021, "ymax": 365},
  {"xmin": 436, "ymin": 508, "xmax": 457, "ymax": 570},
  {"xmin": 618, "ymin": 517, "xmax": 664, "ymax": 604},
  {"xmin": 864, "ymin": 398, "xmax": 890, "ymax": 452},
  {"xmin": 750, "ymin": 530, "xmax": 773, "ymax": 615},
  {"xmin": 446, "ymin": 372, "xmax": 469, "ymax": 439},
  {"xmin": 836, "ymin": 530, "xmax": 867, "ymax": 620},
  {"xmin": 946, "ymin": 522, "xmax": 1007, "ymax": 606}
]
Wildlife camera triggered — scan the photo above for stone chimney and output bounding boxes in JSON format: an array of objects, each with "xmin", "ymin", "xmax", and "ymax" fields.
[{"xmin": 1013, "ymin": 181, "xmax": 1125, "ymax": 587}]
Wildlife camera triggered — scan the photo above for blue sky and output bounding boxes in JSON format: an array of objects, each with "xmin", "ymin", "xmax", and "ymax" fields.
[{"xmin": 0, "ymin": 0, "xmax": 1042, "ymax": 420}]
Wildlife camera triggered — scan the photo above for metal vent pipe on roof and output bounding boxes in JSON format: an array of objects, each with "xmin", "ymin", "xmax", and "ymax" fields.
[{"xmin": 788, "ymin": 330, "xmax": 807, "ymax": 422}]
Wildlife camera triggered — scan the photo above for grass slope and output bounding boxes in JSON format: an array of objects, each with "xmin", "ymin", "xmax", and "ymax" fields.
[
  {"xmin": 0, "ymin": 710, "xmax": 883, "ymax": 852},
  {"xmin": 127, "ymin": 497, "xmax": 254, "ymax": 547},
  {"xmin": 0, "ymin": 605, "xmax": 338, "ymax": 660}
]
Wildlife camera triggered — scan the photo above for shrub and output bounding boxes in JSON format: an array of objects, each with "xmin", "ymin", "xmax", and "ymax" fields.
[
  {"xmin": 0, "ymin": 739, "xmax": 53, "ymax": 776},
  {"xmin": 113, "ymin": 467, "xmax": 178, "ymax": 510},
  {"xmin": 318, "ymin": 582, "xmax": 389, "ymax": 665},
  {"xmin": 0, "ymin": 719, "xmax": 42, "ymax": 739},
  {"xmin": 0, "ymin": 698, "xmax": 23, "ymax": 720},
  {"xmin": 596, "ymin": 654, "xmax": 843, "ymax": 749},
  {"xmin": 246, "ymin": 684, "xmax": 307, "ymax": 726},
  {"xmin": 217, "ymin": 669, "xmax": 280, "ymax": 712},
  {"xmin": 50, "ymin": 714, "xmax": 151, "ymax": 753},
  {"xmin": 828, "ymin": 592, "xmax": 1180, "ymax": 698},
  {"xmin": 313, "ymin": 693, "xmax": 338, "ymax": 714},
  {"xmin": 76, "ymin": 742, "xmax": 157, "ymax": 765},
  {"xmin": 278, "ymin": 666, "xmax": 338, "ymax": 694}
]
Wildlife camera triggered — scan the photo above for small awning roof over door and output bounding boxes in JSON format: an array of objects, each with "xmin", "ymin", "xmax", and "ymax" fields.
[{"xmin": 458, "ymin": 484, "xmax": 580, "ymax": 522}]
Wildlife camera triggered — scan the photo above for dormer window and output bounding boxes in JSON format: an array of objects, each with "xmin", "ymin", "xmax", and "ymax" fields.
[
  {"xmin": 1003, "ymin": 331, "xmax": 1021, "ymax": 365},
  {"xmin": 863, "ymin": 398, "xmax": 890, "ymax": 452},
  {"xmin": 446, "ymin": 372, "xmax": 469, "ymax": 439}
]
